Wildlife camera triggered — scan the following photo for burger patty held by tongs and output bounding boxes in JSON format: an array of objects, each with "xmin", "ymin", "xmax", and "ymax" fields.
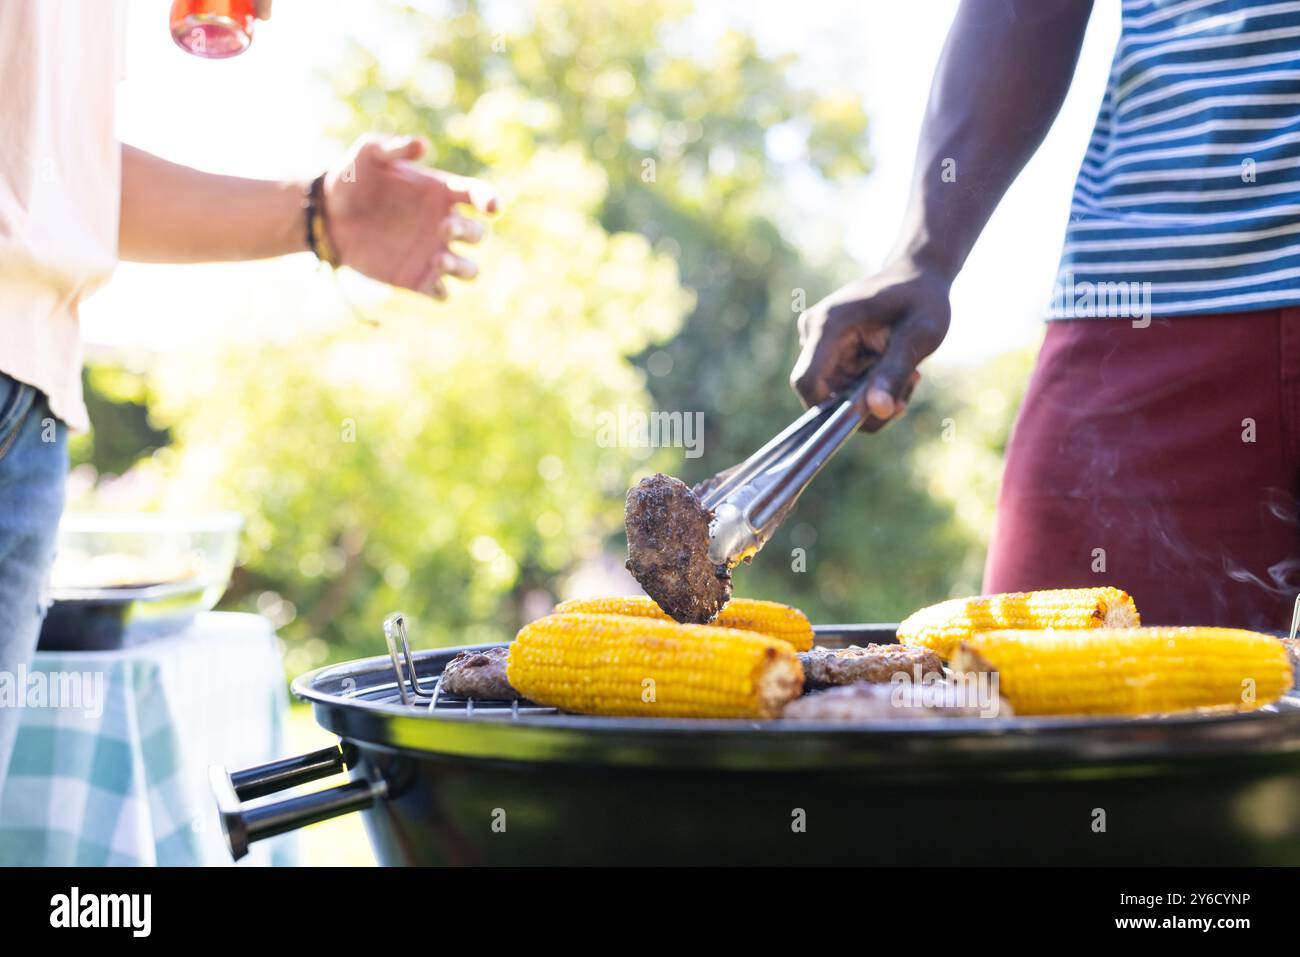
[
  {"xmin": 624, "ymin": 473, "xmax": 732, "ymax": 624},
  {"xmin": 624, "ymin": 381, "xmax": 874, "ymax": 623}
]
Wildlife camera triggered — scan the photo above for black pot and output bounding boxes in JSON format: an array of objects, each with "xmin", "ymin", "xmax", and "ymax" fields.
[
  {"xmin": 38, "ymin": 581, "xmax": 209, "ymax": 651},
  {"xmin": 212, "ymin": 625, "xmax": 1300, "ymax": 865}
]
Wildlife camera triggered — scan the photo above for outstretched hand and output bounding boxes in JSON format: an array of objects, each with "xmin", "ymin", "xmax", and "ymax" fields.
[{"xmin": 322, "ymin": 134, "xmax": 498, "ymax": 301}]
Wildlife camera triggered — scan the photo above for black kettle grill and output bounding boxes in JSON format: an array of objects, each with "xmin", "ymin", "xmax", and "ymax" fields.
[{"xmin": 211, "ymin": 622, "xmax": 1300, "ymax": 866}]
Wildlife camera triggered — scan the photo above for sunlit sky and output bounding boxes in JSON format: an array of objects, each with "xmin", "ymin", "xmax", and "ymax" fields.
[{"xmin": 84, "ymin": 0, "xmax": 1121, "ymax": 365}]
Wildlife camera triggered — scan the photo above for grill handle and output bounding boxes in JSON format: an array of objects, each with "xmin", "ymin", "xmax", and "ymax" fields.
[
  {"xmin": 210, "ymin": 744, "xmax": 386, "ymax": 861},
  {"xmin": 229, "ymin": 744, "xmax": 350, "ymax": 800}
]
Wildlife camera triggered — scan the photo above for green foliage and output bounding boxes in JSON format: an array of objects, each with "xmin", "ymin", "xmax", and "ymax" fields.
[
  {"xmin": 73, "ymin": 363, "xmax": 170, "ymax": 477},
  {"xmin": 331, "ymin": 0, "xmax": 873, "ymax": 488}
]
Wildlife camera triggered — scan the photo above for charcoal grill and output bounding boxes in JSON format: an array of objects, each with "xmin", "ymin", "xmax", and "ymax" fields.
[{"xmin": 212, "ymin": 619, "xmax": 1300, "ymax": 866}]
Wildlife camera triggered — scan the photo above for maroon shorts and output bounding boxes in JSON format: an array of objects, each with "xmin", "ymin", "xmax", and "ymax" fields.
[{"xmin": 983, "ymin": 309, "xmax": 1300, "ymax": 631}]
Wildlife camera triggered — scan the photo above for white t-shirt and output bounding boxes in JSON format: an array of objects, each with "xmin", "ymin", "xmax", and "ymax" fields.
[{"xmin": 0, "ymin": 0, "xmax": 123, "ymax": 431}]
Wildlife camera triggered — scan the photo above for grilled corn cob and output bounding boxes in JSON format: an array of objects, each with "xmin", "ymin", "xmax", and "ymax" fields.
[
  {"xmin": 553, "ymin": 595, "xmax": 814, "ymax": 650},
  {"xmin": 952, "ymin": 627, "xmax": 1292, "ymax": 716},
  {"xmin": 897, "ymin": 587, "xmax": 1139, "ymax": 660},
  {"xmin": 507, "ymin": 612, "xmax": 803, "ymax": 718}
]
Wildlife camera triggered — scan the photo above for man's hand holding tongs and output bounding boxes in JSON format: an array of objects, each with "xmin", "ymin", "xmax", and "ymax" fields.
[{"xmin": 789, "ymin": 259, "xmax": 944, "ymax": 431}]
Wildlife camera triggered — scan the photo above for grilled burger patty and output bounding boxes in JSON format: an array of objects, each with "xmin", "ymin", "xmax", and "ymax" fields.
[
  {"xmin": 440, "ymin": 646, "xmax": 517, "ymax": 700},
  {"xmin": 784, "ymin": 680, "xmax": 1011, "ymax": 721},
  {"xmin": 624, "ymin": 473, "xmax": 732, "ymax": 624},
  {"xmin": 798, "ymin": 644, "xmax": 943, "ymax": 688}
]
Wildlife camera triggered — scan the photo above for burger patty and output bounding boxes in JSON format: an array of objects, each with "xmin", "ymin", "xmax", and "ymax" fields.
[
  {"xmin": 797, "ymin": 644, "xmax": 944, "ymax": 689},
  {"xmin": 783, "ymin": 680, "xmax": 1012, "ymax": 721},
  {"xmin": 624, "ymin": 473, "xmax": 732, "ymax": 624},
  {"xmin": 439, "ymin": 646, "xmax": 517, "ymax": 700}
]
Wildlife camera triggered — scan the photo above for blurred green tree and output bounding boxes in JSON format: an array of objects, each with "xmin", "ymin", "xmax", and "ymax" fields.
[
  {"xmin": 72, "ymin": 361, "xmax": 170, "ymax": 478},
  {"xmin": 336, "ymin": 0, "xmax": 872, "ymax": 461}
]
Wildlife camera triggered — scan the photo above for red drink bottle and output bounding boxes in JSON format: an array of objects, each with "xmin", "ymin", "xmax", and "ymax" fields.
[{"xmin": 170, "ymin": 0, "xmax": 256, "ymax": 59}]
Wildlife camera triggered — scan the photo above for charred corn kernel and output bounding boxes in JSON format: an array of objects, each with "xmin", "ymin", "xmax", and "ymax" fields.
[
  {"xmin": 897, "ymin": 587, "xmax": 1140, "ymax": 660},
  {"xmin": 552, "ymin": 595, "xmax": 814, "ymax": 651},
  {"xmin": 952, "ymin": 627, "xmax": 1293, "ymax": 717},
  {"xmin": 507, "ymin": 613, "xmax": 804, "ymax": 719}
]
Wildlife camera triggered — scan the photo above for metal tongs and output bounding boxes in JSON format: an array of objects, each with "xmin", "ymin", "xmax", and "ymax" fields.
[{"xmin": 702, "ymin": 378, "xmax": 869, "ymax": 569}]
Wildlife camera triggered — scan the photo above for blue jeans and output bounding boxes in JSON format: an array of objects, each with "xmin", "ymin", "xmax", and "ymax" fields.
[{"xmin": 0, "ymin": 373, "xmax": 67, "ymax": 801}]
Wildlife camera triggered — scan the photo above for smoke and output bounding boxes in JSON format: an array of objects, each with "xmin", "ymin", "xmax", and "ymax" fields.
[
  {"xmin": 1103, "ymin": 487, "xmax": 1299, "ymax": 628},
  {"xmin": 1221, "ymin": 489, "xmax": 1300, "ymax": 600},
  {"xmin": 1223, "ymin": 556, "xmax": 1300, "ymax": 599}
]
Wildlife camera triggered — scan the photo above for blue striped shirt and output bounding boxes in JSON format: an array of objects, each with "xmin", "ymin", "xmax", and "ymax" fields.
[{"xmin": 1053, "ymin": 0, "xmax": 1300, "ymax": 319}]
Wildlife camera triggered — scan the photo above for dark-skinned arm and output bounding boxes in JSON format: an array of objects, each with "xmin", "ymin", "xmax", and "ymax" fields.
[{"xmin": 791, "ymin": 0, "xmax": 1095, "ymax": 427}]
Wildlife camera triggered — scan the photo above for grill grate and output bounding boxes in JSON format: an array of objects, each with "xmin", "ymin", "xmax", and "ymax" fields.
[
  {"xmin": 374, "ymin": 610, "xmax": 1300, "ymax": 723},
  {"xmin": 382, "ymin": 612, "xmax": 557, "ymax": 718}
]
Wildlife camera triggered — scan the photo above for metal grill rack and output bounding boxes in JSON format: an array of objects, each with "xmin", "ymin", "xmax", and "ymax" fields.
[
  {"xmin": 382, "ymin": 612, "xmax": 557, "ymax": 718},
  {"xmin": 376, "ymin": 613, "xmax": 915, "ymax": 720},
  {"xmin": 374, "ymin": 610, "xmax": 1300, "ymax": 723}
]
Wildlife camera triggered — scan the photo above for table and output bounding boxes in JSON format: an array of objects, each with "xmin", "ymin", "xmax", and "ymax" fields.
[{"xmin": 0, "ymin": 612, "xmax": 298, "ymax": 866}]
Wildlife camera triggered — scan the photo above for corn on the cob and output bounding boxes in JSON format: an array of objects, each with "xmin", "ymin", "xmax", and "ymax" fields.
[
  {"xmin": 507, "ymin": 612, "xmax": 803, "ymax": 718},
  {"xmin": 952, "ymin": 627, "xmax": 1292, "ymax": 716},
  {"xmin": 897, "ymin": 587, "xmax": 1139, "ymax": 660},
  {"xmin": 552, "ymin": 595, "xmax": 814, "ymax": 651}
]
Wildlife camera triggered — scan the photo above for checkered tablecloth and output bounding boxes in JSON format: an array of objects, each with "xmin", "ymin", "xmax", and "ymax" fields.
[{"xmin": 0, "ymin": 612, "xmax": 298, "ymax": 866}]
